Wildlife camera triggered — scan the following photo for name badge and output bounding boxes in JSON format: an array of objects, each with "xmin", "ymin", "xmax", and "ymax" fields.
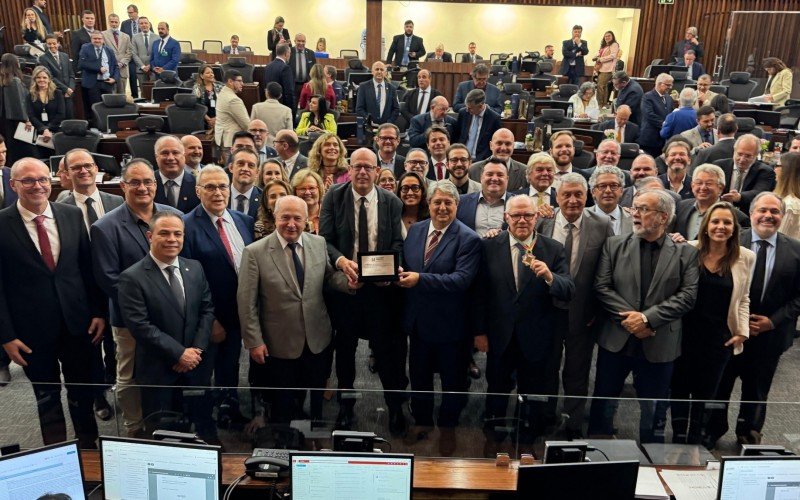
[
  {"xmin": 160, "ymin": 49, "xmax": 168, "ymax": 57},
  {"xmin": 41, "ymin": 111, "xmax": 49, "ymax": 122},
  {"xmin": 209, "ymin": 98, "xmax": 216, "ymax": 108}
]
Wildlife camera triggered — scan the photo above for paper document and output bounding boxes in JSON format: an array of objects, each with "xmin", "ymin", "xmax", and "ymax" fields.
[
  {"xmin": 659, "ymin": 469, "xmax": 718, "ymax": 500},
  {"xmin": 748, "ymin": 95, "xmax": 771, "ymax": 104},
  {"xmin": 35, "ymin": 136, "xmax": 54, "ymax": 149},
  {"xmin": 14, "ymin": 122, "xmax": 35, "ymax": 144},
  {"xmin": 635, "ymin": 467, "xmax": 669, "ymax": 499}
]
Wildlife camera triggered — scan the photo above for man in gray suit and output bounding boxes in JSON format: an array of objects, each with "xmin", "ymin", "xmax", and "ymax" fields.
[
  {"xmin": 102, "ymin": 13, "xmax": 133, "ymax": 94},
  {"xmin": 588, "ymin": 188, "xmax": 699, "ymax": 442},
  {"xmin": 588, "ymin": 166, "xmax": 633, "ymax": 236},
  {"xmin": 40, "ymin": 34, "xmax": 76, "ymax": 118},
  {"xmin": 536, "ymin": 173, "xmax": 614, "ymax": 438},
  {"xmin": 130, "ymin": 17, "xmax": 155, "ymax": 86},
  {"xmin": 467, "ymin": 129, "xmax": 527, "ymax": 192},
  {"xmin": 239, "ymin": 196, "xmax": 354, "ymax": 423}
]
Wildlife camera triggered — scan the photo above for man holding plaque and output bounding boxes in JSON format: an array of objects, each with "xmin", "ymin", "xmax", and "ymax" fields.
[
  {"xmin": 320, "ymin": 148, "xmax": 408, "ymax": 435},
  {"xmin": 398, "ymin": 181, "xmax": 481, "ymax": 455},
  {"xmin": 473, "ymin": 195, "xmax": 574, "ymax": 449}
]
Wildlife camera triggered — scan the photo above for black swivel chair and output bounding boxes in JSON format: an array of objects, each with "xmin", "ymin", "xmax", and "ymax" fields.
[
  {"xmin": 719, "ymin": 72, "xmax": 758, "ymax": 102},
  {"xmin": 500, "ymin": 84, "xmax": 535, "ymax": 120},
  {"xmin": 125, "ymin": 116, "xmax": 168, "ymax": 166},
  {"xmin": 572, "ymin": 140, "xmax": 593, "ymax": 169},
  {"xmin": 617, "ymin": 142, "xmax": 641, "ymax": 170},
  {"xmin": 92, "ymin": 94, "xmax": 138, "ymax": 133},
  {"xmin": 165, "ymin": 94, "xmax": 208, "ymax": 134},
  {"xmin": 670, "ymin": 71, "xmax": 689, "ymax": 92},
  {"xmin": 551, "ymin": 84, "xmax": 578, "ymax": 101},
  {"xmin": 734, "ymin": 117, "xmax": 763, "ymax": 139},
  {"xmin": 52, "ymin": 120, "xmax": 101, "ymax": 155},
  {"xmin": 776, "ymin": 99, "xmax": 800, "ymax": 130},
  {"xmin": 222, "ymin": 57, "xmax": 255, "ymax": 83},
  {"xmin": 154, "ymin": 70, "xmax": 183, "ymax": 88}
]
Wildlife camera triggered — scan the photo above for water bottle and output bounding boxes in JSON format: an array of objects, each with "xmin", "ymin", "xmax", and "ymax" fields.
[
  {"xmin": 356, "ymin": 116, "xmax": 365, "ymax": 144},
  {"xmin": 510, "ymin": 94, "xmax": 520, "ymax": 119},
  {"xmin": 567, "ymin": 103, "xmax": 574, "ymax": 118}
]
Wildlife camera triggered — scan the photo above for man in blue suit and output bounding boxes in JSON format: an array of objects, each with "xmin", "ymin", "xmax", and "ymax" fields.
[
  {"xmin": 561, "ymin": 25, "xmax": 589, "ymax": 85},
  {"xmin": 181, "ymin": 165, "xmax": 254, "ymax": 429},
  {"xmin": 91, "ymin": 159, "xmax": 182, "ymax": 437},
  {"xmin": 79, "ymin": 31, "xmax": 120, "ymax": 127},
  {"xmin": 456, "ymin": 157, "xmax": 512, "ymax": 236},
  {"xmin": 660, "ymin": 88, "xmax": 698, "ymax": 141},
  {"xmin": 455, "ymin": 89, "xmax": 501, "ymax": 162},
  {"xmin": 153, "ymin": 136, "xmax": 201, "ymax": 213},
  {"xmin": 639, "ymin": 73, "xmax": 675, "ymax": 157},
  {"xmin": 613, "ymin": 71, "xmax": 644, "ymax": 125},
  {"xmin": 679, "ymin": 50, "xmax": 705, "ymax": 81},
  {"xmin": 264, "ymin": 43, "xmax": 296, "ymax": 118},
  {"xmin": 356, "ymin": 61, "xmax": 400, "ymax": 125},
  {"xmin": 473, "ymin": 195, "xmax": 574, "ymax": 446},
  {"xmin": 408, "ymin": 96, "xmax": 456, "ymax": 148},
  {"xmin": 398, "ymin": 181, "xmax": 481, "ymax": 454},
  {"xmin": 0, "ymin": 138, "xmax": 16, "ymax": 208},
  {"xmin": 228, "ymin": 148, "xmax": 262, "ymax": 220},
  {"xmin": 150, "ymin": 22, "xmax": 181, "ymax": 75},
  {"xmin": 452, "ymin": 64, "xmax": 503, "ymax": 115}
]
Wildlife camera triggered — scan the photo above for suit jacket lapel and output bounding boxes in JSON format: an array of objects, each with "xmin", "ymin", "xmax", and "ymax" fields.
[
  {"xmin": 121, "ymin": 209, "xmax": 150, "ymax": 254},
  {"xmin": 179, "ymin": 257, "xmax": 197, "ymax": 325},
  {"xmin": 343, "ymin": 187, "xmax": 355, "ymax": 251},
  {"xmin": 196, "ymin": 208, "xmax": 234, "ymax": 269},
  {"xmin": 424, "ymin": 223, "xmax": 456, "ymax": 270},
  {"xmin": 376, "ymin": 189, "xmax": 390, "ymax": 250},
  {"xmin": 573, "ymin": 216, "xmax": 590, "ymax": 274},
  {"xmin": 6, "ymin": 206, "xmax": 48, "ymax": 271},
  {"xmin": 627, "ymin": 235, "xmax": 642, "ymax": 304},
  {"xmin": 143, "ymin": 255, "xmax": 185, "ymax": 317},
  {"xmin": 494, "ymin": 233, "xmax": 517, "ymax": 297},
  {"xmin": 51, "ymin": 204, "xmax": 73, "ymax": 272},
  {"xmin": 232, "ymin": 212, "xmax": 253, "ymax": 245},
  {"xmin": 267, "ymin": 233, "xmax": 302, "ymax": 297},
  {"xmin": 766, "ymin": 233, "xmax": 787, "ymax": 297},
  {"xmin": 539, "ymin": 217, "xmax": 555, "ymax": 238}
]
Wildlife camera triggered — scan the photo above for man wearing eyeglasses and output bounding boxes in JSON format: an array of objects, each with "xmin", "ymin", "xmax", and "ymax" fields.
[
  {"xmin": 403, "ymin": 148, "xmax": 431, "ymax": 185},
  {"xmin": 320, "ymin": 148, "xmax": 408, "ymax": 435},
  {"xmin": 248, "ymin": 119, "xmax": 278, "ymax": 164},
  {"xmin": 588, "ymin": 188, "xmax": 699, "ymax": 443},
  {"xmin": 374, "ymin": 123, "xmax": 405, "ymax": 177},
  {"xmin": 588, "ymin": 165, "xmax": 632, "ymax": 236},
  {"xmin": 717, "ymin": 133, "xmax": 776, "ymax": 213},
  {"xmin": 446, "ymin": 143, "xmax": 481, "ymax": 196},
  {"xmin": 0, "ymin": 157, "xmax": 106, "ymax": 448},
  {"xmin": 91, "ymin": 158, "xmax": 182, "ymax": 438},
  {"xmin": 228, "ymin": 148, "xmax": 262, "ymax": 219},
  {"xmin": 274, "ymin": 130, "xmax": 308, "ymax": 180},
  {"xmin": 182, "ymin": 164, "xmax": 254, "ymax": 432}
]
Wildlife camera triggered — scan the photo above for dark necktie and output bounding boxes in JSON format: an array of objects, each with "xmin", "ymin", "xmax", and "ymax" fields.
[
  {"xmin": 85, "ymin": 197, "xmax": 99, "ymax": 225},
  {"xmin": 515, "ymin": 242, "xmax": 526, "ymax": 292},
  {"xmin": 34, "ymin": 215, "xmax": 56, "ymax": 272},
  {"xmin": 288, "ymin": 242, "xmax": 305, "ymax": 292},
  {"xmin": 165, "ymin": 179, "xmax": 178, "ymax": 207},
  {"xmin": 158, "ymin": 39, "xmax": 165, "ymax": 54},
  {"xmin": 113, "ymin": 31, "xmax": 119, "ymax": 47},
  {"xmin": 750, "ymin": 240, "xmax": 769, "ymax": 312},
  {"xmin": 418, "ymin": 89, "xmax": 427, "ymax": 112},
  {"xmin": 640, "ymin": 240, "xmax": 656, "ymax": 307},
  {"xmin": 166, "ymin": 265, "xmax": 185, "ymax": 311},
  {"xmin": 144, "ymin": 34, "xmax": 149, "ymax": 51},
  {"xmin": 702, "ymin": 130, "xmax": 711, "ymax": 144},
  {"xmin": 564, "ymin": 222, "xmax": 575, "ymax": 276},
  {"xmin": 358, "ymin": 196, "xmax": 369, "ymax": 253},
  {"xmin": 236, "ymin": 194, "xmax": 247, "ymax": 213},
  {"xmin": 216, "ymin": 218, "xmax": 235, "ymax": 267},
  {"xmin": 376, "ymin": 84, "xmax": 382, "ymax": 114},
  {"xmin": 424, "ymin": 230, "xmax": 442, "ymax": 265}
]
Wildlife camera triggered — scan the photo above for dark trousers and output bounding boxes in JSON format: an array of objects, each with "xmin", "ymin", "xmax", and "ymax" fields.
[
  {"xmin": 588, "ymin": 347, "xmax": 674, "ymax": 443},
  {"xmin": 705, "ymin": 336, "xmax": 784, "ymax": 443},
  {"xmin": 140, "ymin": 371, "xmax": 216, "ymax": 440},
  {"xmin": 89, "ymin": 321, "xmax": 116, "ymax": 396},
  {"xmin": 332, "ymin": 285, "xmax": 408, "ymax": 411},
  {"xmin": 409, "ymin": 334, "xmax": 470, "ymax": 428},
  {"xmin": 670, "ymin": 345, "xmax": 731, "ymax": 444},
  {"xmin": 2, "ymin": 119, "xmax": 36, "ymax": 165},
  {"xmin": 64, "ymin": 96, "xmax": 74, "ymax": 120},
  {"xmin": 486, "ymin": 333, "xmax": 550, "ymax": 440},
  {"xmin": 128, "ymin": 62, "xmax": 139, "ymax": 98},
  {"xmin": 81, "ymin": 81, "xmax": 113, "ymax": 128},
  {"xmin": 205, "ymin": 328, "xmax": 243, "ymax": 408},
  {"xmin": 545, "ymin": 309, "xmax": 595, "ymax": 431},
  {"xmin": 564, "ymin": 65, "xmax": 581, "ymax": 85},
  {"xmin": 23, "ymin": 327, "xmax": 98, "ymax": 448}
]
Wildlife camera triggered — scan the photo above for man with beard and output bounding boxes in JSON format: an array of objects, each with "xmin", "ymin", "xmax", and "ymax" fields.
[
  {"xmin": 468, "ymin": 129, "xmax": 527, "ymax": 192},
  {"xmin": 658, "ymin": 141, "xmax": 693, "ymax": 199},
  {"xmin": 181, "ymin": 135, "xmax": 204, "ymax": 177},
  {"xmin": 717, "ymin": 134, "xmax": 776, "ymax": 213},
  {"xmin": 456, "ymin": 157, "xmax": 511, "ymax": 237},
  {"xmin": 447, "ymin": 144, "xmax": 481, "ymax": 196},
  {"xmin": 426, "ymin": 125, "xmax": 451, "ymax": 182},
  {"xmin": 403, "ymin": 148, "xmax": 432, "ymax": 184}
]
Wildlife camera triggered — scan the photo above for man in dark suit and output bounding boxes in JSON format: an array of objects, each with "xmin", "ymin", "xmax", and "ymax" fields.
[
  {"xmin": 118, "ymin": 211, "xmax": 215, "ymax": 438},
  {"xmin": 79, "ymin": 31, "xmax": 120, "ymax": 127},
  {"xmin": 91, "ymin": 159, "xmax": 183, "ymax": 437},
  {"xmin": 467, "ymin": 128, "xmax": 527, "ymax": 191},
  {"xmin": 536, "ymin": 173, "xmax": 614, "ymax": 437},
  {"xmin": 474, "ymin": 195, "xmax": 574, "ymax": 446},
  {"xmin": 455, "ymin": 89, "xmax": 501, "ymax": 161},
  {"xmin": 153, "ymin": 136, "xmax": 201, "ymax": 213},
  {"xmin": 150, "ymin": 22, "xmax": 181, "ymax": 75},
  {"xmin": 264, "ymin": 43, "xmax": 296, "ymax": 117},
  {"xmin": 639, "ymin": 73, "xmax": 676, "ymax": 156},
  {"xmin": 221, "ymin": 35, "xmax": 243, "ymax": 55},
  {"xmin": 691, "ymin": 113, "xmax": 738, "ymax": 171},
  {"xmin": 0, "ymin": 139, "xmax": 16, "ymax": 209},
  {"xmin": 402, "ymin": 69, "xmax": 442, "ymax": 123},
  {"xmin": 425, "ymin": 45, "xmax": 453, "ymax": 62},
  {"xmin": 356, "ymin": 61, "xmax": 400, "ymax": 125},
  {"xmin": 319, "ymin": 148, "xmax": 408, "ymax": 434},
  {"xmin": 461, "ymin": 42, "xmax": 481, "ymax": 63},
  {"xmin": 613, "ymin": 71, "xmax": 644, "ymax": 125},
  {"xmin": 588, "ymin": 189, "xmax": 699, "ymax": 442},
  {"xmin": 671, "ymin": 164, "xmax": 749, "ymax": 239},
  {"xmin": 514, "ymin": 152, "xmax": 557, "ymax": 207},
  {"xmin": 288, "ymin": 33, "xmax": 316, "ymax": 95},
  {"xmin": 658, "ymin": 141, "xmax": 693, "ymax": 200},
  {"xmin": 718, "ymin": 134, "xmax": 776, "ymax": 213},
  {"xmin": 592, "ymin": 104, "xmax": 639, "ymax": 143},
  {"xmin": 399, "ymin": 182, "xmax": 481, "ymax": 454},
  {"xmin": 456, "ymin": 157, "xmax": 511, "ymax": 236},
  {"xmin": 274, "ymin": 130, "xmax": 309, "ymax": 179},
  {"xmin": 671, "ymin": 27, "xmax": 704, "ymax": 62},
  {"xmin": 121, "ymin": 4, "xmax": 152, "ymax": 98},
  {"xmin": 32, "ymin": 0, "xmax": 56, "ymax": 35},
  {"xmin": 385, "ymin": 20, "xmax": 425, "ymax": 68},
  {"xmin": 620, "ymin": 154, "xmax": 658, "ymax": 208},
  {"xmin": 40, "ymin": 34, "xmax": 76, "ymax": 118},
  {"xmin": 374, "ymin": 123, "xmax": 406, "ymax": 176},
  {"xmin": 452, "ymin": 64, "xmax": 503, "ymax": 115},
  {"xmin": 706, "ymin": 192, "xmax": 800, "ymax": 447},
  {"xmin": 679, "ymin": 50, "xmax": 705, "ymax": 81},
  {"xmin": 561, "ymin": 25, "xmax": 589, "ymax": 85},
  {"xmin": 408, "ymin": 96, "xmax": 455, "ymax": 150},
  {"xmin": 181, "ymin": 164, "xmax": 254, "ymax": 428},
  {"xmin": 228, "ymin": 148, "xmax": 262, "ymax": 220},
  {"xmin": 0, "ymin": 158, "xmax": 105, "ymax": 448},
  {"xmin": 70, "ymin": 9, "xmax": 96, "ymax": 72}
]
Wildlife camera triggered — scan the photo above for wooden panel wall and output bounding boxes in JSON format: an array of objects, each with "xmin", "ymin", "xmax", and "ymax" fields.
[
  {"xmin": 1, "ymin": 0, "xmax": 107, "ymax": 53},
  {"xmin": 725, "ymin": 12, "xmax": 800, "ymax": 78}
]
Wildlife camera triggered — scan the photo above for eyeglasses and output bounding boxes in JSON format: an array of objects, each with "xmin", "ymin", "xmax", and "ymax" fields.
[
  {"xmin": 594, "ymin": 183, "xmax": 622, "ymax": 191},
  {"xmin": 630, "ymin": 205, "xmax": 664, "ymax": 215},
  {"xmin": 400, "ymin": 185, "xmax": 421, "ymax": 193},
  {"xmin": 448, "ymin": 157, "xmax": 470, "ymax": 164},
  {"xmin": 506, "ymin": 213, "xmax": 536, "ymax": 221},
  {"xmin": 692, "ymin": 181, "xmax": 718, "ymax": 188},
  {"xmin": 67, "ymin": 163, "xmax": 96, "ymax": 172},
  {"xmin": 405, "ymin": 160, "xmax": 429, "ymax": 167},
  {"xmin": 199, "ymin": 183, "xmax": 229, "ymax": 193},
  {"xmin": 123, "ymin": 179, "xmax": 156, "ymax": 188},
  {"xmin": 350, "ymin": 165, "xmax": 377, "ymax": 172},
  {"xmin": 377, "ymin": 136, "xmax": 398, "ymax": 142},
  {"xmin": 14, "ymin": 177, "xmax": 51, "ymax": 187}
]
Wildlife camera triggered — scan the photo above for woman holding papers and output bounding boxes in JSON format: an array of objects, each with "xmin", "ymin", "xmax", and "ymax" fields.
[{"xmin": 26, "ymin": 66, "xmax": 65, "ymax": 158}]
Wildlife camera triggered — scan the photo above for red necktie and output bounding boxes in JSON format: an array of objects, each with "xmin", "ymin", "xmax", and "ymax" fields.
[
  {"xmin": 424, "ymin": 230, "xmax": 442, "ymax": 265},
  {"xmin": 436, "ymin": 162, "xmax": 444, "ymax": 180},
  {"xmin": 216, "ymin": 218, "xmax": 235, "ymax": 267},
  {"xmin": 113, "ymin": 31, "xmax": 119, "ymax": 47},
  {"xmin": 34, "ymin": 215, "xmax": 56, "ymax": 271}
]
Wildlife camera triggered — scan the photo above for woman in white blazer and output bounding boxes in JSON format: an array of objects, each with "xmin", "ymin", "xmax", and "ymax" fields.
[{"xmin": 670, "ymin": 201, "xmax": 755, "ymax": 444}]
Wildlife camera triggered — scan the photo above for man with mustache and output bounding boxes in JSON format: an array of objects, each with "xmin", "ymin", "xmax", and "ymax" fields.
[
  {"xmin": 446, "ymin": 144, "xmax": 481, "ymax": 195},
  {"xmin": 658, "ymin": 140, "xmax": 693, "ymax": 200}
]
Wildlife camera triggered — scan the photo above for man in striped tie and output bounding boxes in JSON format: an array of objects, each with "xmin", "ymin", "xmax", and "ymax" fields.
[{"xmin": 398, "ymin": 181, "xmax": 481, "ymax": 455}]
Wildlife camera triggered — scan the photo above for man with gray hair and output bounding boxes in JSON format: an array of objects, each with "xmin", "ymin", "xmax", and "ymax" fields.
[
  {"xmin": 408, "ymin": 96, "xmax": 455, "ymax": 149},
  {"xmin": 398, "ymin": 180, "xmax": 481, "ymax": 454},
  {"xmin": 671, "ymin": 26, "xmax": 704, "ymax": 62},
  {"xmin": 589, "ymin": 188, "xmax": 699, "ymax": 442},
  {"xmin": 639, "ymin": 73, "xmax": 675, "ymax": 156},
  {"xmin": 673, "ymin": 163, "xmax": 749, "ymax": 239},
  {"xmin": 455, "ymin": 88, "xmax": 501, "ymax": 161},
  {"xmin": 717, "ymin": 133, "xmax": 776, "ymax": 213},
  {"xmin": 660, "ymin": 88, "xmax": 698, "ymax": 140},
  {"xmin": 453, "ymin": 63, "xmax": 502, "ymax": 114},
  {"xmin": 589, "ymin": 165, "xmax": 632, "ymax": 235}
]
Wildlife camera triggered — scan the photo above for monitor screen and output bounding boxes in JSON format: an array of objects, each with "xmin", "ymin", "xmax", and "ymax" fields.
[
  {"xmin": 100, "ymin": 437, "xmax": 221, "ymax": 500},
  {"xmin": 347, "ymin": 72, "xmax": 373, "ymax": 87},
  {"xmin": 291, "ymin": 451, "xmax": 413, "ymax": 500},
  {"xmin": 0, "ymin": 440, "xmax": 86, "ymax": 500},
  {"xmin": 518, "ymin": 460, "xmax": 639, "ymax": 500},
  {"xmin": 718, "ymin": 456, "xmax": 800, "ymax": 500}
]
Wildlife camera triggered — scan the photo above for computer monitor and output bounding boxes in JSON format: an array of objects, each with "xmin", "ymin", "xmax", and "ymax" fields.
[
  {"xmin": 91, "ymin": 153, "xmax": 121, "ymax": 177},
  {"xmin": 648, "ymin": 64, "xmax": 678, "ymax": 80},
  {"xmin": 49, "ymin": 155, "xmax": 64, "ymax": 174},
  {"xmin": 517, "ymin": 460, "xmax": 639, "ymax": 500},
  {"xmin": 347, "ymin": 72, "xmax": 372, "ymax": 87},
  {"xmin": 519, "ymin": 60, "xmax": 538, "ymax": 74},
  {"xmin": 0, "ymin": 440, "xmax": 86, "ymax": 500},
  {"xmin": 530, "ymin": 77, "xmax": 554, "ymax": 91},
  {"xmin": 107, "ymin": 113, "xmax": 140, "ymax": 133},
  {"xmin": 152, "ymin": 86, "xmax": 192, "ymax": 103},
  {"xmin": 290, "ymin": 451, "xmax": 413, "ymax": 500},
  {"xmin": 100, "ymin": 436, "xmax": 221, "ymax": 500},
  {"xmin": 718, "ymin": 455, "xmax": 800, "ymax": 499}
]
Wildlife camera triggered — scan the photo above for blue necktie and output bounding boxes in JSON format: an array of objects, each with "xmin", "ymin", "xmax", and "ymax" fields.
[
  {"xmin": 376, "ymin": 83, "xmax": 382, "ymax": 116},
  {"xmin": 466, "ymin": 115, "xmax": 480, "ymax": 158}
]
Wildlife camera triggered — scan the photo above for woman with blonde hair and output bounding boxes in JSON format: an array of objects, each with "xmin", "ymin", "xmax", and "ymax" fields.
[
  {"xmin": 257, "ymin": 158, "xmax": 289, "ymax": 188},
  {"xmin": 307, "ymin": 133, "xmax": 350, "ymax": 189},
  {"xmin": 268, "ymin": 16, "xmax": 290, "ymax": 57},
  {"xmin": 775, "ymin": 152, "xmax": 800, "ymax": 239},
  {"xmin": 21, "ymin": 8, "xmax": 47, "ymax": 55},
  {"xmin": 254, "ymin": 179, "xmax": 292, "ymax": 240},
  {"xmin": 26, "ymin": 66, "xmax": 65, "ymax": 156},
  {"xmin": 298, "ymin": 63, "xmax": 336, "ymax": 110},
  {"xmin": 291, "ymin": 168, "xmax": 325, "ymax": 234},
  {"xmin": 314, "ymin": 38, "xmax": 329, "ymax": 58}
]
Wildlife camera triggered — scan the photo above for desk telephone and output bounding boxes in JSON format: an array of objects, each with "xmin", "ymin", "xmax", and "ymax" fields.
[{"xmin": 245, "ymin": 448, "xmax": 292, "ymax": 479}]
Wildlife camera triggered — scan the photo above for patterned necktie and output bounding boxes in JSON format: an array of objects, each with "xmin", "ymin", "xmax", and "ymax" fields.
[
  {"xmin": 288, "ymin": 242, "xmax": 305, "ymax": 292},
  {"xmin": 515, "ymin": 242, "xmax": 526, "ymax": 291},
  {"xmin": 113, "ymin": 31, "xmax": 119, "ymax": 47},
  {"xmin": 236, "ymin": 194, "xmax": 247, "ymax": 213},
  {"xmin": 424, "ymin": 230, "xmax": 442, "ymax": 265},
  {"xmin": 216, "ymin": 218, "xmax": 235, "ymax": 267},
  {"xmin": 34, "ymin": 215, "xmax": 56, "ymax": 271},
  {"xmin": 166, "ymin": 265, "xmax": 185, "ymax": 311},
  {"xmin": 165, "ymin": 180, "xmax": 178, "ymax": 207}
]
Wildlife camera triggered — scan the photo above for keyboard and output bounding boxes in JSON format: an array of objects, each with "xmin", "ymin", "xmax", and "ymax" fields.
[{"xmin": 252, "ymin": 448, "xmax": 293, "ymax": 461}]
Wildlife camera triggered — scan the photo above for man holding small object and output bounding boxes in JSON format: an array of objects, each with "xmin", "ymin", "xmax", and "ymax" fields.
[
  {"xmin": 150, "ymin": 22, "xmax": 180, "ymax": 75},
  {"xmin": 79, "ymin": 31, "xmax": 120, "ymax": 126}
]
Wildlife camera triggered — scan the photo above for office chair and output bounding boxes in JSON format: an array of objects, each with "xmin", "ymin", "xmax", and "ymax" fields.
[
  {"xmin": 202, "ymin": 40, "xmax": 223, "ymax": 53},
  {"xmin": 177, "ymin": 64, "xmax": 202, "ymax": 82},
  {"xmin": 669, "ymin": 71, "xmax": 689, "ymax": 92},
  {"xmin": 177, "ymin": 40, "xmax": 193, "ymax": 53},
  {"xmin": 572, "ymin": 140, "xmax": 593, "ymax": 169},
  {"xmin": 154, "ymin": 70, "xmax": 183, "ymax": 87},
  {"xmin": 222, "ymin": 57, "xmax": 255, "ymax": 83},
  {"xmin": 125, "ymin": 116, "xmax": 168, "ymax": 166},
  {"xmin": 617, "ymin": 143, "xmax": 641, "ymax": 170},
  {"xmin": 533, "ymin": 109, "xmax": 575, "ymax": 143},
  {"xmin": 52, "ymin": 120, "xmax": 101, "ymax": 155},
  {"xmin": 92, "ymin": 94, "xmax": 138, "ymax": 133},
  {"xmin": 165, "ymin": 94, "xmax": 208, "ymax": 134},
  {"xmin": 776, "ymin": 99, "xmax": 800, "ymax": 129},
  {"xmin": 719, "ymin": 72, "xmax": 758, "ymax": 102},
  {"xmin": 340, "ymin": 49, "xmax": 359, "ymax": 59},
  {"xmin": 551, "ymin": 84, "xmax": 578, "ymax": 101},
  {"xmin": 734, "ymin": 117, "xmax": 763, "ymax": 139}
]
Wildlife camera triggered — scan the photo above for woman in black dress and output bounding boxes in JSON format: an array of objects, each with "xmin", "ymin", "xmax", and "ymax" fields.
[
  {"xmin": 0, "ymin": 54, "xmax": 35, "ymax": 163},
  {"xmin": 27, "ymin": 66, "xmax": 65, "ymax": 158},
  {"xmin": 670, "ymin": 201, "xmax": 755, "ymax": 444}
]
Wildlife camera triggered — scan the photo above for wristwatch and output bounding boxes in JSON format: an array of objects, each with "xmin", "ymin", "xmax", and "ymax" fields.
[{"xmin": 640, "ymin": 313, "xmax": 648, "ymax": 325}]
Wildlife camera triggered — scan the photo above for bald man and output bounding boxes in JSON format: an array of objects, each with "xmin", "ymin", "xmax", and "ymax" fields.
[
  {"xmin": 153, "ymin": 135, "xmax": 200, "ymax": 212},
  {"xmin": 181, "ymin": 135, "xmax": 205, "ymax": 177},
  {"xmin": 468, "ymin": 128, "xmax": 527, "ymax": 191},
  {"xmin": 592, "ymin": 104, "xmax": 639, "ymax": 143},
  {"xmin": 402, "ymin": 69, "xmax": 443, "ymax": 123}
]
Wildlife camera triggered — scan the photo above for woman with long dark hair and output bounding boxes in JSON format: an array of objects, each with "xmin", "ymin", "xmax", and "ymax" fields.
[
  {"xmin": 1, "ymin": 54, "xmax": 35, "ymax": 163},
  {"xmin": 594, "ymin": 31, "xmax": 619, "ymax": 107},
  {"xmin": 192, "ymin": 65, "xmax": 224, "ymax": 130},
  {"xmin": 396, "ymin": 172, "xmax": 429, "ymax": 239},
  {"xmin": 296, "ymin": 95, "xmax": 337, "ymax": 136}
]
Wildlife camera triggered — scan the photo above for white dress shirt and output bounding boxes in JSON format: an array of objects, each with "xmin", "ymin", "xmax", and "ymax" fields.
[
  {"xmin": 283, "ymin": 151, "xmax": 300, "ymax": 178},
  {"xmin": 592, "ymin": 204, "xmax": 621, "ymax": 235},
  {"xmin": 417, "ymin": 88, "xmax": 431, "ymax": 115},
  {"xmin": 18, "ymin": 201, "xmax": 61, "ymax": 265},
  {"xmin": 151, "ymin": 251, "xmax": 184, "ymax": 300},
  {"xmin": 73, "ymin": 188, "xmax": 106, "ymax": 231},
  {"xmin": 552, "ymin": 166, "xmax": 575, "ymax": 190},
  {"xmin": 276, "ymin": 231, "xmax": 305, "ymax": 292},
  {"xmin": 374, "ymin": 80, "xmax": 387, "ymax": 117},
  {"xmin": 352, "ymin": 186, "xmax": 379, "ymax": 258},
  {"xmin": 474, "ymin": 192, "xmax": 507, "ymax": 237},
  {"xmin": 552, "ymin": 210, "xmax": 583, "ymax": 272},
  {"xmin": 205, "ymin": 208, "xmax": 246, "ymax": 273},
  {"xmin": 509, "ymin": 232, "xmax": 534, "ymax": 290},
  {"xmin": 230, "ymin": 185, "xmax": 255, "ymax": 214},
  {"xmin": 528, "ymin": 186, "xmax": 554, "ymax": 206}
]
